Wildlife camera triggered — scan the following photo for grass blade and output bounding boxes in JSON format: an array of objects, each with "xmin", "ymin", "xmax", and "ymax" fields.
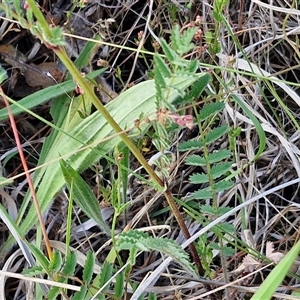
[{"xmin": 60, "ymin": 159, "xmax": 111, "ymax": 236}]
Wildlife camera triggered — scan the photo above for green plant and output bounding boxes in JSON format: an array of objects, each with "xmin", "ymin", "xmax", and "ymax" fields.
[
  {"xmin": 177, "ymin": 100, "xmax": 235, "ymax": 282},
  {"xmin": 0, "ymin": 2, "xmax": 213, "ymax": 298}
]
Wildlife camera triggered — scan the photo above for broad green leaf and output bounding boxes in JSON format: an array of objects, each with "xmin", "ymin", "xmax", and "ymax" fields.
[
  {"xmin": 153, "ymin": 62, "xmax": 167, "ymax": 93},
  {"xmin": 116, "ymin": 230, "xmax": 149, "ymax": 250},
  {"xmin": 219, "ymin": 223, "xmax": 235, "ymax": 232},
  {"xmin": 187, "ymin": 59, "xmax": 199, "ymax": 73},
  {"xmin": 87, "ymin": 261, "xmax": 114, "ymax": 300},
  {"xmin": 188, "ymin": 74, "xmax": 210, "ymax": 100},
  {"xmin": 221, "ymin": 246, "xmax": 235, "ymax": 256},
  {"xmin": 60, "ymin": 159, "xmax": 111, "ymax": 235},
  {"xmin": 148, "ymin": 293, "xmax": 158, "ymax": 300},
  {"xmin": 114, "ymin": 141, "xmax": 130, "ymax": 203},
  {"xmin": 192, "ymin": 179, "xmax": 234, "ymax": 200},
  {"xmin": 74, "ymin": 35, "xmax": 102, "ymax": 71},
  {"xmin": 200, "ymin": 205, "xmax": 216, "ymax": 215},
  {"xmin": 291, "ymin": 291, "xmax": 300, "ymax": 298},
  {"xmin": 251, "ymin": 240, "xmax": 300, "ymax": 300}
]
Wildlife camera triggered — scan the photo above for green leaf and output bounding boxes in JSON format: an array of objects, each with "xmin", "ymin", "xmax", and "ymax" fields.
[
  {"xmin": 171, "ymin": 24, "xmax": 197, "ymax": 55},
  {"xmin": 148, "ymin": 293, "xmax": 158, "ymax": 300},
  {"xmin": 154, "ymin": 54, "xmax": 171, "ymax": 77},
  {"xmin": 60, "ymin": 159, "xmax": 111, "ymax": 236},
  {"xmin": 211, "ymin": 162, "xmax": 232, "ymax": 179},
  {"xmin": 251, "ymin": 240, "xmax": 300, "ymax": 299},
  {"xmin": 185, "ymin": 155, "xmax": 206, "ymax": 166},
  {"xmin": 221, "ymin": 246, "xmax": 235, "ymax": 256},
  {"xmin": 114, "ymin": 141, "xmax": 130, "ymax": 203},
  {"xmin": 160, "ymin": 38, "xmax": 177, "ymax": 62},
  {"xmin": 116, "ymin": 230, "xmax": 149, "ymax": 250},
  {"xmin": 207, "ymin": 149, "xmax": 231, "ymax": 163},
  {"xmin": 74, "ymin": 35, "xmax": 103, "ymax": 70},
  {"xmin": 214, "ymin": 180, "xmax": 234, "ymax": 192},
  {"xmin": 172, "ymin": 74, "xmax": 210, "ymax": 105},
  {"xmin": 215, "ymin": 206, "xmax": 232, "ymax": 215},
  {"xmin": 73, "ymin": 285, "xmax": 88, "ymax": 300},
  {"xmin": 62, "ymin": 251, "xmax": 77, "ymax": 277},
  {"xmin": 191, "ymin": 181, "xmax": 233, "ymax": 201},
  {"xmin": 291, "ymin": 291, "xmax": 300, "ymax": 298},
  {"xmin": 219, "ymin": 223, "xmax": 235, "ymax": 232},
  {"xmin": 48, "ymin": 250, "xmax": 62, "ymax": 273},
  {"xmin": 47, "ymin": 286, "xmax": 60, "ymax": 300},
  {"xmin": 83, "ymin": 251, "xmax": 95, "ymax": 284},
  {"xmin": 116, "ymin": 230, "xmax": 196, "ymax": 275},
  {"xmin": 232, "ymin": 94, "xmax": 266, "ymax": 162},
  {"xmin": 26, "ymin": 243, "xmax": 50, "ymax": 271},
  {"xmin": 23, "ymin": 266, "xmax": 44, "ymax": 276},
  {"xmin": 200, "ymin": 205, "xmax": 216, "ymax": 214},
  {"xmin": 142, "ymin": 237, "xmax": 196, "ymax": 274},
  {"xmin": 153, "ymin": 63, "xmax": 166, "ymax": 97},
  {"xmin": 205, "ymin": 125, "xmax": 229, "ymax": 144},
  {"xmin": 199, "ymin": 102, "xmax": 225, "ymax": 121},
  {"xmin": 188, "ymin": 74, "xmax": 210, "ymax": 100},
  {"xmin": 187, "ymin": 59, "xmax": 199, "ymax": 73},
  {"xmin": 193, "ymin": 188, "xmax": 213, "ymax": 200},
  {"xmin": 114, "ymin": 271, "xmax": 125, "ymax": 298},
  {"xmin": 185, "ymin": 150, "xmax": 231, "ymax": 166},
  {"xmin": 99, "ymin": 261, "xmax": 113, "ymax": 290},
  {"xmin": 189, "ymin": 173, "xmax": 209, "ymax": 184}
]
